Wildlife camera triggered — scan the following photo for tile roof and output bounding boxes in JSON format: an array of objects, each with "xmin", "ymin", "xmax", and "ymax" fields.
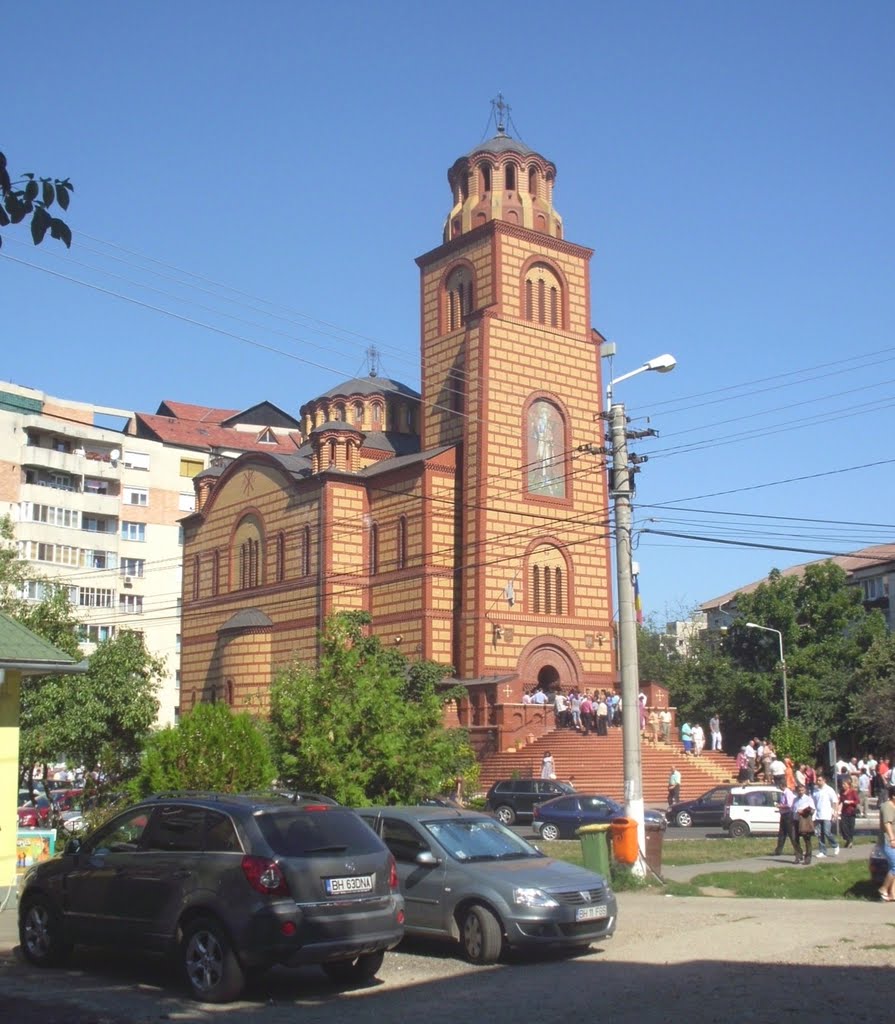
[
  {"xmin": 134, "ymin": 412, "xmax": 304, "ymax": 454},
  {"xmin": 700, "ymin": 543, "xmax": 895, "ymax": 610},
  {"xmin": 156, "ymin": 400, "xmax": 240, "ymax": 422},
  {"xmin": 0, "ymin": 613, "xmax": 83, "ymax": 672}
]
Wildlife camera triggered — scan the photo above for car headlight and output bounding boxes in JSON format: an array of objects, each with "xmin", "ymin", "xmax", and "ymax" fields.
[{"xmin": 513, "ymin": 887, "xmax": 559, "ymax": 908}]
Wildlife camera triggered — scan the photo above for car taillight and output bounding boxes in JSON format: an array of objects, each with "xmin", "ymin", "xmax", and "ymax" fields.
[
  {"xmin": 241, "ymin": 855, "xmax": 291, "ymax": 897},
  {"xmin": 388, "ymin": 854, "xmax": 399, "ymax": 892}
]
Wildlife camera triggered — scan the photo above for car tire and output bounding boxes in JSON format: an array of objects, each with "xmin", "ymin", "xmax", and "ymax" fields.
[
  {"xmin": 494, "ymin": 804, "xmax": 516, "ymax": 826},
  {"xmin": 182, "ymin": 915, "xmax": 246, "ymax": 1003},
  {"xmin": 322, "ymin": 950, "xmax": 385, "ymax": 984},
  {"xmin": 461, "ymin": 905, "xmax": 503, "ymax": 964},
  {"xmin": 19, "ymin": 897, "xmax": 72, "ymax": 967},
  {"xmin": 674, "ymin": 811, "xmax": 693, "ymax": 828},
  {"xmin": 728, "ymin": 820, "xmax": 750, "ymax": 839},
  {"xmin": 539, "ymin": 822, "xmax": 561, "ymax": 841}
]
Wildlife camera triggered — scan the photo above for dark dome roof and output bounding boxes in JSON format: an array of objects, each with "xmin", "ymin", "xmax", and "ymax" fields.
[
  {"xmin": 466, "ymin": 133, "xmax": 536, "ymax": 159},
  {"xmin": 317, "ymin": 375, "xmax": 420, "ymax": 401}
]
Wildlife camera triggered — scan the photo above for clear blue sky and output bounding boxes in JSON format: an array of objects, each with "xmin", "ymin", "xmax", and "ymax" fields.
[{"xmin": 4, "ymin": 2, "xmax": 894, "ymax": 622}]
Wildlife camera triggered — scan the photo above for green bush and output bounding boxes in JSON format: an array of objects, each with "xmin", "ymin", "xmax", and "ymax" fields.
[{"xmin": 132, "ymin": 703, "xmax": 275, "ymax": 796}]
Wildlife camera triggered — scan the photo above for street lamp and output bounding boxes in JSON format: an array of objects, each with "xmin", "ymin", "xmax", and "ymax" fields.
[
  {"xmin": 745, "ymin": 622, "xmax": 789, "ymax": 722},
  {"xmin": 603, "ymin": 347, "xmax": 676, "ymax": 873}
]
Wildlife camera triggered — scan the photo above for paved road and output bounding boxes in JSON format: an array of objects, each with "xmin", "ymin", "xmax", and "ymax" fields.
[{"xmin": 2, "ymin": 883, "xmax": 894, "ymax": 1024}]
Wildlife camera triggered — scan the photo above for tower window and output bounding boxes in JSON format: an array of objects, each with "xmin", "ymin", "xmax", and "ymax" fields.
[
  {"xmin": 212, "ymin": 550, "xmax": 220, "ymax": 596},
  {"xmin": 505, "ymin": 163, "xmax": 516, "ymax": 191},
  {"xmin": 302, "ymin": 525, "xmax": 311, "ymax": 577},
  {"xmin": 528, "ymin": 166, "xmax": 538, "ymax": 196},
  {"xmin": 525, "ymin": 279, "xmax": 533, "ymax": 321},
  {"xmin": 522, "ymin": 262, "xmax": 564, "ymax": 329},
  {"xmin": 276, "ymin": 532, "xmax": 285, "ymax": 582},
  {"xmin": 193, "ymin": 555, "xmax": 200, "ymax": 601},
  {"xmin": 538, "ymin": 279, "xmax": 546, "ymax": 324},
  {"xmin": 444, "ymin": 265, "xmax": 474, "ymax": 334},
  {"xmin": 397, "ymin": 516, "xmax": 407, "ymax": 570},
  {"xmin": 370, "ymin": 522, "xmax": 379, "ymax": 576},
  {"xmin": 481, "ymin": 163, "xmax": 492, "ymax": 193},
  {"xmin": 354, "ymin": 402, "xmax": 364, "ymax": 426},
  {"xmin": 529, "ymin": 544, "xmax": 567, "ymax": 615}
]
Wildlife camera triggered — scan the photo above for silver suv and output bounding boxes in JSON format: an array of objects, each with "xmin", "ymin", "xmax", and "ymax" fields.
[{"xmin": 19, "ymin": 792, "xmax": 405, "ymax": 1002}]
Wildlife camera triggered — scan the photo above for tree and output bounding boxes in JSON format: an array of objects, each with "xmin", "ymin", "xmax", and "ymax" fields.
[
  {"xmin": 0, "ymin": 151, "xmax": 73, "ymax": 249},
  {"xmin": 850, "ymin": 633, "xmax": 895, "ymax": 755},
  {"xmin": 132, "ymin": 702, "xmax": 275, "ymax": 797},
  {"xmin": 268, "ymin": 611, "xmax": 478, "ymax": 805}
]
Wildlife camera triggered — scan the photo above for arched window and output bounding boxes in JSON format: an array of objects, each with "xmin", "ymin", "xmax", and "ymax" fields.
[
  {"xmin": 528, "ymin": 165, "xmax": 538, "ymax": 196},
  {"xmin": 234, "ymin": 514, "xmax": 264, "ymax": 590},
  {"xmin": 526, "ymin": 398, "xmax": 567, "ymax": 499},
  {"xmin": 329, "ymin": 440, "xmax": 337, "ymax": 466},
  {"xmin": 212, "ymin": 550, "xmax": 220, "ymax": 596},
  {"xmin": 276, "ymin": 532, "xmax": 285, "ymax": 582},
  {"xmin": 226, "ymin": 680, "xmax": 234, "ymax": 706},
  {"xmin": 505, "ymin": 162, "xmax": 516, "ymax": 191},
  {"xmin": 372, "ymin": 403, "xmax": 382, "ymax": 428},
  {"xmin": 397, "ymin": 516, "xmax": 407, "ymax": 570},
  {"xmin": 522, "ymin": 262, "xmax": 564, "ymax": 328},
  {"xmin": 333, "ymin": 402, "xmax": 344, "ymax": 421},
  {"xmin": 445, "ymin": 265, "xmax": 474, "ymax": 333},
  {"xmin": 370, "ymin": 522, "xmax": 379, "ymax": 576},
  {"xmin": 353, "ymin": 402, "xmax": 364, "ymax": 426},
  {"xmin": 480, "ymin": 163, "xmax": 492, "ymax": 193},
  {"xmin": 302, "ymin": 525, "xmax": 311, "ymax": 577},
  {"xmin": 529, "ymin": 543, "xmax": 567, "ymax": 615},
  {"xmin": 192, "ymin": 555, "xmax": 200, "ymax": 600}
]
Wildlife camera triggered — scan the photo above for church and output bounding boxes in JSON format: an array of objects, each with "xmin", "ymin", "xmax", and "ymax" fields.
[{"xmin": 179, "ymin": 118, "xmax": 617, "ymax": 752}]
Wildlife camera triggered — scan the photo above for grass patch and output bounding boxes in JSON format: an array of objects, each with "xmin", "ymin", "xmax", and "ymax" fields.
[
  {"xmin": 668, "ymin": 860, "xmax": 876, "ymax": 900},
  {"xmin": 661, "ymin": 836, "xmax": 872, "ymax": 867}
]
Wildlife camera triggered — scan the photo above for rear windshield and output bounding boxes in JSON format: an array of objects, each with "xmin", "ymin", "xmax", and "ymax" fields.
[{"xmin": 256, "ymin": 809, "xmax": 384, "ymax": 857}]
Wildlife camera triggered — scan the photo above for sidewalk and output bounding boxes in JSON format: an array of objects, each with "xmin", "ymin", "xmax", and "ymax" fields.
[
  {"xmin": 0, "ymin": 901, "xmax": 18, "ymax": 958},
  {"xmin": 661, "ymin": 836, "xmax": 871, "ymax": 883}
]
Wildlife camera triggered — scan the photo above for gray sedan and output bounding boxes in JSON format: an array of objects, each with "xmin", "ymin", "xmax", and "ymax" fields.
[{"xmin": 356, "ymin": 806, "xmax": 617, "ymax": 963}]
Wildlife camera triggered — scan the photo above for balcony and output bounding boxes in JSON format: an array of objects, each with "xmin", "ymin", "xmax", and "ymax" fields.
[
  {"xmin": 19, "ymin": 482, "xmax": 121, "ymax": 518},
  {"xmin": 21, "ymin": 442, "xmax": 122, "ymax": 481}
]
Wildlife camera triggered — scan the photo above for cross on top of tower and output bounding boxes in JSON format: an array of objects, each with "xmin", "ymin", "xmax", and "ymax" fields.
[{"xmin": 492, "ymin": 92, "xmax": 510, "ymax": 135}]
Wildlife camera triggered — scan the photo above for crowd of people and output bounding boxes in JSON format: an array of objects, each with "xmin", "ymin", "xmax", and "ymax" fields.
[{"xmin": 523, "ymin": 687, "xmax": 624, "ymax": 736}]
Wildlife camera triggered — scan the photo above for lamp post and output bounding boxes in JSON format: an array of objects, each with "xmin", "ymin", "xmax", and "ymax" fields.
[
  {"xmin": 603, "ymin": 349, "xmax": 676, "ymax": 872},
  {"xmin": 745, "ymin": 622, "xmax": 788, "ymax": 722}
]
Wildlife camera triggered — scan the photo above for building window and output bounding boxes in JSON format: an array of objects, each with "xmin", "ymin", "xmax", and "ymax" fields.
[
  {"xmin": 522, "ymin": 262, "xmax": 564, "ymax": 328},
  {"xmin": 444, "ymin": 265, "xmax": 474, "ymax": 333},
  {"xmin": 302, "ymin": 526, "xmax": 311, "ymax": 577},
  {"xmin": 528, "ymin": 165, "xmax": 538, "ymax": 195},
  {"xmin": 180, "ymin": 458, "xmax": 203, "ymax": 478},
  {"xmin": 527, "ymin": 398, "xmax": 566, "ymax": 499},
  {"xmin": 120, "ymin": 558, "xmax": 145, "ymax": 578},
  {"xmin": 258, "ymin": 428, "xmax": 277, "ymax": 444},
  {"xmin": 176, "ymin": 634, "xmax": 181, "ymax": 653},
  {"xmin": 370, "ymin": 522, "xmax": 379, "ymax": 576},
  {"xmin": 212, "ymin": 550, "xmax": 220, "ymax": 596},
  {"xmin": 193, "ymin": 555, "xmax": 200, "ymax": 600},
  {"xmin": 353, "ymin": 402, "xmax": 364, "ymax": 426},
  {"xmin": 276, "ymin": 532, "xmax": 286, "ymax": 582},
  {"xmin": 529, "ymin": 544, "xmax": 567, "ymax": 615},
  {"xmin": 125, "ymin": 486, "xmax": 148, "ymax": 506},
  {"xmin": 372, "ymin": 403, "xmax": 382, "ymax": 427},
  {"xmin": 397, "ymin": 516, "xmax": 407, "ymax": 570},
  {"xmin": 175, "ymin": 670, "xmax": 181, "ymax": 692},
  {"xmin": 505, "ymin": 162, "xmax": 516, "ymax": 191},
  {"xmin": 480, "ymin": 162, "xmax": 492, "ymax": 193},
  {"xmin": 179, "ymin": 492, "xmax": 196, "ymax": 513},
  {"xmin": 118, "ymin": 594, "xmax": 144, "ymax": 614},
  {"xmin": 77, "ymin": 623, "xmax": 115, "ymax": 644},
  {"xmin": 123, "ymin": 450, "xmax": 150, "ymax": 471},
  {"xmin": 77, "ymin": 587, "xmax": 114, "ymax": 608},
  {"xmin": 121, "ymin": 521, "xmax": 146, "ymax": 542}
]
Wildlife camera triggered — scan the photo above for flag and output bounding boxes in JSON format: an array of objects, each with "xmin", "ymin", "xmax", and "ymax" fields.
[{"xmin": 634, "ymin": 574, "xmax": 644, "ymax": 625}]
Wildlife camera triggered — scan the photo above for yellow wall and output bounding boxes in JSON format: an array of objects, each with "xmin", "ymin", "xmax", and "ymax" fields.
[{"xmin": 0, "ymin": 671, "xmax": 21, "ymax": 896}]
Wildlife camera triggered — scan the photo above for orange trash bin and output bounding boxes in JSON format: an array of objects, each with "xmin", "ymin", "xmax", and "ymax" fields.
[{"xmin": 610, "ymin": 817, "xmax": 639, "ymax": 865}]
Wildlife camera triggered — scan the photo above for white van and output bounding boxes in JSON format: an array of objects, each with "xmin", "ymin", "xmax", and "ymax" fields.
[{"xmin": 722, "ymin": 785, "xmax": 781, "ymax": 837}]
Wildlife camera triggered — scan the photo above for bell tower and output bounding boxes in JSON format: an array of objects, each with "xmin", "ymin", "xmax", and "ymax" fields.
[{"xmin": 416, "ymin": 108, "xmax": 615, "ymax": 695}]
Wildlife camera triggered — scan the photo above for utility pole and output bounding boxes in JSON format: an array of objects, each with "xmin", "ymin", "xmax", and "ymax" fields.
[{"xmin": 608, "ymin": 401, "xmax": 646, "ymax": 871}]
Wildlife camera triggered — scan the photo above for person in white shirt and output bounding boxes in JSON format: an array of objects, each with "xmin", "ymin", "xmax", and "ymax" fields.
[
  {"xmin": 793, "ymin": 785, "xmax": 815, "ymax": 864},
  {"xmin": 813, "ymin": 774, "xmax": 840, "ymax": 857}
]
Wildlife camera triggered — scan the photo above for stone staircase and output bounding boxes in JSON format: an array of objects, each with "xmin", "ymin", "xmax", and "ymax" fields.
[{"xmin": 476, "ymin": 728, "xmax": 739, "ymax": 806}]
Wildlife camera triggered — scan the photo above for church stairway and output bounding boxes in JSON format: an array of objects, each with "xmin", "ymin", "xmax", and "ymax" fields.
[{"xmin": 476, "ymin": 728, "xmax": 740, "ymax": 806}]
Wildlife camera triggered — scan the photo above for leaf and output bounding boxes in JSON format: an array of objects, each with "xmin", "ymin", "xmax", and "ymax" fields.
[
  {"xmin": 49, "ymin": 217, "xmax": 72, "ymax": 247},
  {"xmin": 42, "ymin": 180, "xmax": 55, "ymax": 206},
  {"xmin": 31, "ymin": 207, "xmax": 51, "ymax": 245},
  {"xmin": 55, "ymin": 184, "xmax": 70, "ymax": 210},
  {"xmin": 24, "ymin": 179, "xmax": 38, "ymax": 202},
  {"xmin": 0, "ymin": 205, "xmax": 8, "ymax": 227},
  {"xmin": 6, "ymin": 195, "xmax": 27, "ymax": 224}
]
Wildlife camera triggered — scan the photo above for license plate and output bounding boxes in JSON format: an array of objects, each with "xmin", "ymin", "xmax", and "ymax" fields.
[
  {"xmin": 576, "ymin": 904, "xmax": 608, "ymax": 922},
  {"xmin": 326, "ymin": 874, "xmax": 373, "ymax": 895}
]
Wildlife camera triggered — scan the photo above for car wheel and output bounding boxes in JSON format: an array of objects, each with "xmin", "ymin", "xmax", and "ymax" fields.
[
  {"xmin": 461, "ymin": 905, "xmax": 503, "ymax": 964},
  {"xmin": 729, "ymin": 820, "xmax": 750, "ymax": 839},
  {"xmin": 539, "ymin": 822, "xmax": 561, "ymax": 841},
  {"xmin": 674, "ymin": 811, "xmax": 693, "ymax": 828},
  {"xmin": 494, "ymin": 804, "xmax": 516, "ymax": 826},
  {"xmin": 322, "ymin": 950, "xmax": 385, "ymax": 984},
  {"xmin": 182, "ymin": 915, "xmax": 245, "ymax": 1003},
  {"xmin": 19, "ymin": 897, "xmax": 71, "ymax": 967}
]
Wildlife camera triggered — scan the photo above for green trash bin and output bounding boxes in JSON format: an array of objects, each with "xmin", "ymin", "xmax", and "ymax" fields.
[{"xmin": 576, "ymin": 823, "xmax": 612, "ymax": 877}]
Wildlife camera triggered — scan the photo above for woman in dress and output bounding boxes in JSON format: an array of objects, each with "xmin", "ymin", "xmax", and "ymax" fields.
[{"xmin": 540, "ymin": 751, "xmax": 556, "ymax": 780}]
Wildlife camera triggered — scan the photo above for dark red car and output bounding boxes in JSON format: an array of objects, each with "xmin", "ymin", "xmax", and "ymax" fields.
[{"xmin": 17, "ymin": 789, "xmax": 82, "ymax": 828}]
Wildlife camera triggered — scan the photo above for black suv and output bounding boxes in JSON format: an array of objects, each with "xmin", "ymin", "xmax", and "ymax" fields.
[
  {"xmin": 485, "ymin": 778, "xmax": 576, "ymax": 825},
  {"xmin": 18, "ymin": 792, "xmax": 405, "ymax": 1002}
]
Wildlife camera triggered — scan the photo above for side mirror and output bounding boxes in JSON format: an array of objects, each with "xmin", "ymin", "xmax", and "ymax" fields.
[
  {"xmin": 416, "ymin": 851, "xmax": 439, "ymax": 866},
  {"xmin": 64, "ymin": 837, "xmax": 82, "ymax": 856}
]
